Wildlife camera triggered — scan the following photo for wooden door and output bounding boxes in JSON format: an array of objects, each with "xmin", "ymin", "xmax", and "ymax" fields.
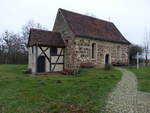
[{"xmin": 37, "ymin": 56, "xmax": 45, "ymax": 73}]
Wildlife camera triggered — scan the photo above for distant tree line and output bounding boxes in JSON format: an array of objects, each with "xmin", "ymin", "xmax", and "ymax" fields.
[
  {"xmin": 129, "ymin": 44, "xmax": 143, "ymax": 65},
  {"xmin": 0, "ymin": 20, "xmax": 45, "ymax": 64}
]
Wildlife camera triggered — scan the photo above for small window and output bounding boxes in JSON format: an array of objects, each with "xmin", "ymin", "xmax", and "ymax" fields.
[
  {"xmin": 92, "ymin": 43, "xmax": 96, "ymax": 58},
  {"xmin": 51, "ymin": 47, "xmax": 57, "ymax": 56}
]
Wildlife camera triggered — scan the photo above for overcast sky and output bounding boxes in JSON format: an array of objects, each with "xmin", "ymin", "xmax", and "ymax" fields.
[{"xmin": 0, "ymin": 0, "xmax": 150, "ymax": 45}]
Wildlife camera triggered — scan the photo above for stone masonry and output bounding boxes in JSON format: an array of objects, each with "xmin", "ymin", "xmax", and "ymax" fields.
[
  {"xmin": 53, "ymin": 9, "xmax": 129, "ymax": 70},
  {"xmin": 53, "ymin": 10, "xmax": 80, "ymax": 70},
  {"xmin": 74, "ymin": 37, "xmax": 129, "ymax": 67}
]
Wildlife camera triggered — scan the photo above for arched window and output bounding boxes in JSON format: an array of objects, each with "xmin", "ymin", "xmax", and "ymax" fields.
[{"xmin": 92, "ymin": 43, "xmax": 96, "ymax": 58}]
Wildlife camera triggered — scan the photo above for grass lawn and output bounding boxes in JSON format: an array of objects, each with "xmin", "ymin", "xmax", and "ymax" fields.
[
  {"xmin": 125, "ymin": 66, "xmax": 150, "ymax": 92},
  {"xmin": 0, "ymin": 64, "xmax": 121, "ymax": 113}
]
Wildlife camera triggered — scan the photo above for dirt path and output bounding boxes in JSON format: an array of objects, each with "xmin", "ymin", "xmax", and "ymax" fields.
[{"xmin": 104, "ymin": 68, "xmax": 150, "ymax": 113}]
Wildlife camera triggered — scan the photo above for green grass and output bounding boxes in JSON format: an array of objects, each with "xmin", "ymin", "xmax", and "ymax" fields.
[
  {"xmin": 0, "ymin": 64, "xmax": 121, "ymax": 113},
  {"xmin": 125, "ymin": 66, "xmax": 150, "ymax": 92}
]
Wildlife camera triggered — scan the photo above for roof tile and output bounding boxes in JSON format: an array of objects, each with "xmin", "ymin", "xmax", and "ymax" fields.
[
  {"xmin": 60, "ymin": 8, "xmax": 130, "ymax": 44},
  {"xmin": 28, "ymin": 29, "xmax": 65, "ymax": 48}
]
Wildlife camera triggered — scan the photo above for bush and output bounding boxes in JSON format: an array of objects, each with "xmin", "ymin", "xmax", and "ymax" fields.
[
  {"xmin": 104, "ymin": 64, "xmax": 112, "ymax": 70},
  {"xmin": 112, "ymin": 62, "xmax": 128, "ymax": 66},
  {"xmin": 62, "ymin": 69, "xmax": 79, "ymax": 75},
  {"xmin": 23, "ymin": 68, "xmax": 31, "ymax": 74},
  {"xmin": 80, "ymin": 62, "xmax": 96, "ymax": 68}
]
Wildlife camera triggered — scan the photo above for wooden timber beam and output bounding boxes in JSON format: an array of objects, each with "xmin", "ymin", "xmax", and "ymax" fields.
[
  {"xmin": 52, "ymin": 48, "xmax": 63, "ymax": 71},
  {"xmin": 39, "ymin": 47, "xmax": 49, "ymax": 56},
  {"xmin": 38, "ymin": 46, "xmax": 51, "ymax": 65}
]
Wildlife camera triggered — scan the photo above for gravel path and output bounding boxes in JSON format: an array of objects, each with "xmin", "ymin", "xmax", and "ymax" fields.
[{"xmin": 103, "ymin": 68, "xmax": 150, "ymax": 113}]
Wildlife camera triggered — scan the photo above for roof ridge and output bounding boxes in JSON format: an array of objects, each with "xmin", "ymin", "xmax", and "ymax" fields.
[
  {"xmin": 59, "ymin": 8, "xmax": 113, "ymax": 24},
  {"xmin": 30, "ymin": 28, "xmax": 60, "ymax": 34},
  {"xmin": 58, "ymin": 8, "xmax": 130, "ymax": 44}
]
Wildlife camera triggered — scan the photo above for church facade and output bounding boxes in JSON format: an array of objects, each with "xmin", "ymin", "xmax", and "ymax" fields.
[{"xmin": 28, "ymin": 8, "xmax": 130, "ymax": 74}]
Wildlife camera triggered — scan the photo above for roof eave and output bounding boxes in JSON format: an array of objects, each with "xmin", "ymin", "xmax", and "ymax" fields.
[
  {"xmin": 75, "ymin": 35, "xmax": 131, "ymax": 45},
  {"xmin": 28, "ymin": 43, "xmax": 66, "ymax": 48}
]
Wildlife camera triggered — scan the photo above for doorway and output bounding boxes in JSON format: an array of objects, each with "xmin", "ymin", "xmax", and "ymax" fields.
[
  {"xmin": 105, "ymin": 54, "xmax": 109, "ymax": 65},
  {"xmin": 37, "ymin": 56, "xmax": 45, "ymax": 73}
]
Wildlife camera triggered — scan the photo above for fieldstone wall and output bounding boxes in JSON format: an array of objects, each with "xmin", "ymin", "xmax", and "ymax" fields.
[
  {"xmin": 53, "ymin": 10, "xmax": 129, "ymax": 70},
  {"xmin": 74, "ymin": 37, "xmax": 129, "ymax": 67}
]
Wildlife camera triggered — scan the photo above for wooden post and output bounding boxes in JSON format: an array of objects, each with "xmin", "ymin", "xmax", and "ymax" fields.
[
  {"xmin": 39, "ymin": 47, "xmax": 49, "ymax": 56},
  {"xmin": 39, "ymin": 46, "xmax": 51, "ymax": 63},
  {"xmin": 50, "ymin": 48, "xmax": 51, "ymax": 72},
  {"xmin": 35, "ymin": 46, "xmax": 38, "ymax": 74},
  {"xmin": 52, "ymin": 48, "xmax": 63, "ymax": 71}
]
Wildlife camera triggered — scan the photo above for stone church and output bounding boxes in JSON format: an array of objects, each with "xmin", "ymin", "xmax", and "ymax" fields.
[{"xmin": 27, "ymin": 8, "xmax": 130, "ymax": 74}]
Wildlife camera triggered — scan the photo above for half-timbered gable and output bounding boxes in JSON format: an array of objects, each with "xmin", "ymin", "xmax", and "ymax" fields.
[{"xmin": 28, "ymin": 29, "xmax": 65, "ymax": 74}]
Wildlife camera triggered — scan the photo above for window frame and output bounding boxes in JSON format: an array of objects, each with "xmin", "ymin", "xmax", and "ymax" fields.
[{"xmin": 91, "ymin": 43, "xmax": 96, "ymax": 59}]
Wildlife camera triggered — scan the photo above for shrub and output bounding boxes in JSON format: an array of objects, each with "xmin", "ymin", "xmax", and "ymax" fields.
[
  {"xmin": 110, "ymin": 74, "xmax": 115, "ymax": 78},
  {"xmin": 112, "ymin": 62, "xmax": 128, "ymax": 66},
  {"xmin": 104, "ymin": 64, "xmax": 112, "ymax": 70},
  {"xmin": 56, "ymin": 80, "xmax": 62, "ymax": 83},
  {"xmin": 80, "ymin": 62, "xmax": 96, "ymax": 68},
  {"xmin": 23, "ymin": 68, "xmax": 31, "ymax": 74},
  {"xmin": 62, "ymin": 69, "xmax": 79, "ymax": 75}
]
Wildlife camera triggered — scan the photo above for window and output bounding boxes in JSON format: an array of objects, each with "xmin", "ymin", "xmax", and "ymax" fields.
[
  {"xmin": 50, "ymin": 47, "xmax": 57, "ymax": 56},
  {"xmin": 92, "ymin": 43, "xmax": 96, "ymax": 58}
]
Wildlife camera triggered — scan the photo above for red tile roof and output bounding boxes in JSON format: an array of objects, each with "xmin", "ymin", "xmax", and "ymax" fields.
[
  {"xmin": 59, "ymin": 8, "xmax": 130, "ymax": 44},
  {"xmin": 28, "ymin": 29, "xmax": 65, "ymax": 48}
]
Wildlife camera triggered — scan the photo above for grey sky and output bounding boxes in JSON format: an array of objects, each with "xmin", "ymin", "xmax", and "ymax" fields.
[{"xmin": 0, "ymin": 0, "xmax": 150, "ymax": 45}]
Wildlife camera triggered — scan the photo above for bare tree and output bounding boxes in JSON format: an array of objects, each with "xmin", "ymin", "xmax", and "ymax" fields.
[
  {"xmin": 129, "ymin": 44, "xmax": 143, "ymax": 59},
  {"xmin": 21, "ymin": 20, "xmax": 46, "ymax": 60},
  {"xmin": 21, "ymin": 20, "xmax": 44, "ymax": 47},
  {"xmin": 143, "ymin": 31, "xmax": 150, "ymax": 65},
  {"xmin": 0, "ymin": 20, "xmax": 46, "ymax": 64},
  {"xmin": 1, "ymin": 30, "xmax": 26, "ymax": 64},
  {"xmin": 0, "ymin": 35, "xmax": 7, "ymax": 64}
]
